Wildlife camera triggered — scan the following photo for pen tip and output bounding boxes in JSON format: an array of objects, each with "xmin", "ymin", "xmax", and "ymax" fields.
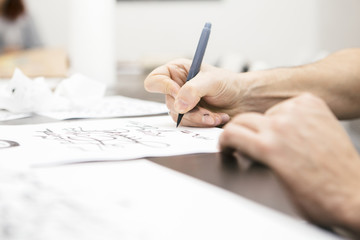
[
  {"xmin": 204, "ymin": 22, "xmax": 212, "ymax": 29},
  {"xmin": 176, "ymin": 114, "xmax": 183, "ymax": 128}
]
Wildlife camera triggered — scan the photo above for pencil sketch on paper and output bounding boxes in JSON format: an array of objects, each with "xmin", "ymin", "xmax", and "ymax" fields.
[
  {"xmin": 126, "ymin": 121, "xmax": 213, "ymax": 141},
  {"xmin": 34, "ymin": 120, "xmax": 215, "ymax": 152},
  {"xmin": 0, "ymin": 167, "xmax": 127, "ymax": 239},
  {"xmin": 0, "ymin": 116, "xmax": 222, "ymax": 163}
]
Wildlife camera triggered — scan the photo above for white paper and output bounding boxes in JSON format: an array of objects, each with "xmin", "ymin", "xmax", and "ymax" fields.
[
  {"xmin": 0, "ymin": 69, "xmax": 56, "ymax": 112},
  {"xmin": 0, "ymin": 69, "xmax": 107, "ymax": 113},
  {"xmin": 0, "ymin": 109, "xmax": 31, "ymax": 121},
  {"xmin": 0, "ymin": 116, "xmax": 222, "ymax": 165},
  {"xmin": 53, "ymin": 73, "xmax": 107, "ymax": 109},
  {"xmin": 38, "ymin": 95, "xmax": 168, "ymax": 120},
  {"xmin": 0, "ymin": 160, "xmax": 341, "ymax": 240},
  {"xmin": 0, "ymin": 69, "xmax": 167, "ymax": 120}
]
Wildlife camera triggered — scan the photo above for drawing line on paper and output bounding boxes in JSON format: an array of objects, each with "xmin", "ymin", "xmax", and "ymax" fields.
[
  {"xmin": 34, "ymin": 121, "xmax": 214, "ymax": 152},
  {"xmin": 35, "ymin": 127, "xmax": 170, "ymax": 152},
  {"xmin": 127, "ymin": 121, "xmax": 213, "ymax": 140},
  {"xmin": 0, "ymin": 139, "xmax": 20, "ymax": 149}
]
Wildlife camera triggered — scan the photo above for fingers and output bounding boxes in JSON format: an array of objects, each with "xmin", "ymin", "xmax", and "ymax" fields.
[
  {"xmin": 145, "ymin": 59, "xmax": 232, "ymax": 118},
  {"xmin": 230, "ymin": 112, "xmax": 267, "ymax": 132},
  {"xmin": 174, "ymin": 72, "xmax": 223, "ymax": 113},
  {"xmin": 166, "ymin": 95, "xmax": 230, "ymax": 127},
  {"xmin": 219, "ymin": 122, "xmax": 260, "ymax": 159},
  {"xmin": 145, "ymin": 59, "xmax": 237, "ymax": 125},
  {"xmin": 169, "ymin": 107, "xmax": 230, "ymax": 128},
  {"xmin": 219, "ymin": 113, "xmax": 268, "ymax": 162},
  {"xmin": 144, "ymin": 59, "xmax": 191, "ymax": 97},
  {"xmin": 144, "ymin": 66, "xmax": 180, "ymax": 98}
]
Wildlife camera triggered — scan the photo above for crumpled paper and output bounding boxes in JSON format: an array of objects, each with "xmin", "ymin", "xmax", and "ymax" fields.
[{"xmin": 0, "ymin": 69, "xmax": 106, "ymax": 113}]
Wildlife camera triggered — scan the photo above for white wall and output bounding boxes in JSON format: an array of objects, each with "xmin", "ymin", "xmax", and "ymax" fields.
[
  {"xmin": 316, "ymin": 0, "xmax": 360, "ymax": 52},
  {"xmin": 24, "ymin": 0, "xmax": 360, "ymax": 68},
  {"xmin": 115, "ymin": 0, "xmax": 319, "ymax": 67},
  {"xmin": 25, "ymin": 0, "xmax": 69, "ymax": 47}
]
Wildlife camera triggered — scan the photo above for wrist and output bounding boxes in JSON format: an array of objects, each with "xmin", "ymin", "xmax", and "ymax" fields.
[{"xmin": 238, "ymin": 68, "xmax": 298, "ymax": 113}]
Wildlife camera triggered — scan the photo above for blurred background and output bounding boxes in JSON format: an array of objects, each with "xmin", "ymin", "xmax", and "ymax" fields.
[
  {"xmin": 25, "ymin": 0, "xmax": 360, "ymax": 66},
  {"xmin": 1, "ymin": 0, "xmax": 360, "ymax": 81},
  {"xmin": 1, "ymin": 0, "xmax": 360, "ymax": 151}
]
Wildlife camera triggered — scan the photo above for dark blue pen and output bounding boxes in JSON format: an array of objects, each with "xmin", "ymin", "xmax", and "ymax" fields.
[{"xmin": 176, "ymin": 22, "xmax": 212, "ymax": 127}]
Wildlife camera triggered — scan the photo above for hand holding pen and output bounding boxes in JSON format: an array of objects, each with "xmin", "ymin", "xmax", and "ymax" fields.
[
  {"xmin": 144, "ymin": 23, "xmax": 238, "ymax": 127},
  {"xmin": 176, "ymin": 22, "xmax": 212, "ymax": 127}
]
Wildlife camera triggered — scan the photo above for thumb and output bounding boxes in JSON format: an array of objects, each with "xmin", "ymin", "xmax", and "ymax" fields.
[{"xmin": 174, "ymin": 73, "xmax": 217, "ymax": 113}]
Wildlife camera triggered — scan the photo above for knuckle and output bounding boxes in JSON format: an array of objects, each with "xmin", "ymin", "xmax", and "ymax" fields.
[
  {"xmin": 164, "ymin": 81, "xmax": 173, "ymax": 95},
  {"xmin": 299, "ymin": 92, "xmax": 317, "ymax": 101},
  {"xmin": 281, "ymin": 99, "xmax": 298, "ymax": 112},
  {"xmin": 143, "ymin": 77, "xmax": 153, "ymax": 91},
  {"xmin": 271, "ymin": 116, "xmax": 292, "ymax": 132},
  {"xmin": 296, "ymin": 93, "xmax": 326, "ymax": 107},
  {"xmin": 221, "ymin": 124, "xmax": 237, "ymax": 141},
  {"xmin": 183, "ymin": 82, "xmax": 199, "ymax": 95},
  {"xmin": 231, "ymin": 114, "xmax": 243, "ymax": 123},
  {"xmin": 178, "ymin": 84, "xmax": 201, "ymax": 103},
  {"xmin": 257, "ymin": 140, "xmax": 273, "ymax": 156},
  {"xmin": 258, "ymin": 135, "xmax": 278, "ymax": 158}
]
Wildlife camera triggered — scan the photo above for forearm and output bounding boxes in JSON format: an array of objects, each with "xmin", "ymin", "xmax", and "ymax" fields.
[{"xmin": 242, "ymin": 48, "xmax": 360, "ymax": 119}]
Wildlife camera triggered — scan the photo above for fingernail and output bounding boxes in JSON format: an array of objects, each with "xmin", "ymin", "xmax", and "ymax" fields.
[
  {"xmin": 174, "ymin": 99, "xmax": 189, "ymax": 113},
  {"xmin": 221, "ymin": 114, "xmax": 230, "ymax": 123},
  {"xmin": 214, "ymin": 115, "xmax": 221, "ymax": 126},
  {"xmin": 202, "ymin": 114, "xmax": 215, "ymax": 125}
]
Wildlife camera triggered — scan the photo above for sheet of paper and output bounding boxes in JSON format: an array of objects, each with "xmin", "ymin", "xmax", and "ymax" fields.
[
  {"xmin": 0, "ymin": 160, "xmax": 341, "ymax": 240},
  {"xmin": 0, "ymin": 69, "xmax": 107, "ymax": 113},
  {"xmin": 0, "ymin": 116, "xmax": 222, "ymax": 165},
  {"xmin": 38, "ymin": 95, "xmax": 168, "ymax": 120},
  {"xmin": 0, "ymin": 69, "xmax": 167, "ymax": 119},
  {"xmin": 0, "ymin": 109, "xmax": 31, "ymax": 121}
]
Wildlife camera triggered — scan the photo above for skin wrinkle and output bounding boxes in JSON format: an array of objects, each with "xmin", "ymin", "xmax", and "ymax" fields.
[
  {"xmin": 143, "ymin": 49, "xmax": 360, "ymax": 236},
  {"xmin": 145, "ymin": 49, "xmax": 360, "ymax": 236},
  {"xmin": 221, "ymin": 95, "xmax": 360, "ymax": 235},
  {"xmin": 199, "ymin": 79, "xmax": 239, "ymax": 116},
  {"xmin": 168, "ymin": 63, "xmax": 188, "ymax": 87}
]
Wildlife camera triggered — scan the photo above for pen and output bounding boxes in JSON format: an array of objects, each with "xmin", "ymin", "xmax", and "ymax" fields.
[{"xmin": 176, "ymin": 22, "xmax": 212, "ymax": 127}]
